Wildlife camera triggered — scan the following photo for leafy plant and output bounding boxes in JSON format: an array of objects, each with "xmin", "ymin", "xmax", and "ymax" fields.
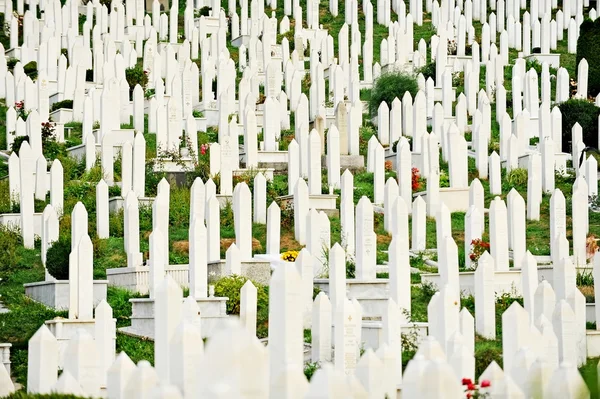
[
  {"xmin": 14, "ymin": 100, "xmax": 28, "ymax": 120},
  {"xmin": 50, "ymin": 99, "xmax": 73, "ymax": 112},
  {"xmin": 468, "ymin": 239, "xmax": 490, "ymax": 268},
  {"xmin": 45, "ymin": 237, "xmax": 71, "ymax": 280},
  {"xmin": 213, "ymin": 274, "xmax": 270, "ymax": 338},
  {"xmin": 577, "ymin": 18, "xmax": 600, "ymax": 100},
  {"xmin": 303, "ymin": 362, "xmax": 320, "ymax": 381},
  {"xmin": 23, "ymin": 61, "xmax": 37, "ymax": 80},
  {"xmin": 125, "ymin": 65, "xmax": 149, "ymax": 95},
  {"xmin": 144, "ymin": 88, "xmax": 155, "ymax": 99},
  {"xmin": 368, "ymin": 71, "xmax": 419, "ymax": 117},
  {"xmin": 417, "ymin": 61, "xmax": 436, "ymax": 83},
  {"xmin": 505, "ymin": 168, "xmax": 528, "ymax": 187},
  {"xmin": 558, "ymin": 99, "xmax": 600, "ymax": 152}
]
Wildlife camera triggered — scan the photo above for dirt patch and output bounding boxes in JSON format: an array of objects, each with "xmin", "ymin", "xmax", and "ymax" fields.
[
  {"xmin": 579, "ymin": 285, "xmax": 594, "ymax": 302},
  {"xmin": 377, "ymin": 234, "xmax": 392, "ymax": 245},
  {"xmin": 172, "ymin": 241, "xmax": 189, "ymax": 254},
  {"xmin": 280, "ymin": 232, "xmax": 302, "ymax": 252},
  {"xmin": 221, "ymin": 238, "xmax": 263, "ymax": 252}
]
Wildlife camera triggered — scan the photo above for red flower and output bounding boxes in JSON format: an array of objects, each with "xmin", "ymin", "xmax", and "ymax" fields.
[
  {"xmin": 480, "ymin": 380, "xmax": 491, "ymax": 388},
  {"xmin": 467, "ymin": 383, "xmax": 475, "ymax": 391},
  {"xmin": 466, "ymin": 393, "xmax": 472, "ymax": 399},
  {"xmin": 462, "ymin": 378, "xmax": 472, "ymax": 386}
]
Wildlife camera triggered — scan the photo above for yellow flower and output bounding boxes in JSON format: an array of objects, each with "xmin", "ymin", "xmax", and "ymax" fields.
[{"xmin": 281, "ymin": 250, "xmax": 299, "ymax": 262}]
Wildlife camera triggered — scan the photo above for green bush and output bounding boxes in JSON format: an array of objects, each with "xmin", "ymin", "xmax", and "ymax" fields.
[
  {"xmin": 51, "ymin": 99, "xmax": 74, "ymax": 112},
  {"xmin": 213, "ymin": 274, "xmax": 270, "ymax": 338},
  {"xmin": 577, "ymin": 18, "xmax": 600, "ymax": 99},
  {"xmin": 558, "ymin": 99, "xmax": 600, "ymax": 152},
  {"xmin": 368, "ymin": 71, "xmax": 419, "ymax": 117},
  {"xmin": 125, "ymin": 65, "xmax": 149, "ymax": 95},
  {"xmin": 10, "ymin": 135, "xmax": 30, "ymax": 155},
  {"xmin": 417, "ymin": 61, "xmax": 436, "ymax": 84},
  {"xmin": 0, "ymin": 225, "xmax": 22, "ymax": 279},
  {"xmin": 45, "ymin": 237, "xmax": 71, "ymax": 280},
  {"xmin": 23, "ymin": 61, "xmax": 38, "ymax": 80}
]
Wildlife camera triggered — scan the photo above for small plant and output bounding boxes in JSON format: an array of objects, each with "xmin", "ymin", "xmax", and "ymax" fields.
[
  {"xmin": 303, "ymin": 362, "xmax": 320, "ymax": 381},
  {"xmin": 505, "ymin": 168, "xmax": 528, "ymax": 187},
  {"xmin": 469, "ymin": 239, "xmax": 490, "ymax": 267},
  {"xmin": 14, "ymin": 100, "xmax": 28, "ymax": 120},
  {"xmin": 23, "ymin": 60, "xmax": 38, "ymax": 80},
  {"xmin": 144, "ymin": 88, "xmax": 155, "ymax": 99},
  {"xmin": 411, "ymin": 167, "xmax": 423, "ymax": 191},
  {"xmin": 281, "ymin": 250, "xmax": 299, "ymax": 262},
  {"xmin": 192, "ymin": 110, "xmax": 204, "ymax": 118},
  {"xmin": 577, "ymin": 269, "xmax": 594, "ymax": 286},
  {"xmin": 125, "ymin": 65, "xmax": 149, "ymax": 94},
  {"xmin": 41, "ymin": 121, "xmax": 56, "ymax": 141},
  {"xmin": 587, "ymin": 234, "xmax": 599, "ymax": 260},
  {"xmin": 50, "ymin": 99, "xmax": 73, "ymax": 112},
  {"xmin": 462, "ymin": 378, "xmax": 491, "ymax": 398},
  {"xmin": 417, "ymin": 61, "xmax": 436, "ymax": 83},
  {"xmin": 558, "ymin": 99, "xmax": 600, "ymax": 152},
  {"xmin": 447, "ymin": 39, "xmax": 457, "ymax": 55},
  {"xmin": 45, "ymin": 237, "xmax": 71, "ymax": 280}
]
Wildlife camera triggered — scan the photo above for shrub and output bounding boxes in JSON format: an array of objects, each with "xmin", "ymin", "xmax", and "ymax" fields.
[
  {"xmin": 0, "ymin": 226, "xmax": 22, "ymax": 279},
  {"xmin": 214, "ymin": 275, "xmax": 268, "ymax": 314},
  {"xmin": 10, "ymin": 136, "xmax": 30, "ymax": 155},
  {"xmin": 45, "ymin": 237, "xmax": 71, "ymax": 280},
  {"xmin": 368, "ymin": 71, "xmax": 419, "ymax": 117},
  {"xmin": 125, "ymin": 65, "xmax": 149, "ymax": 97},
  {"xmin": 23, "ymin": 61, "xmax": 38, "ymax": 80},
  {"xmin": 417, "ymin": 61, "xmax": 436, "ymax": 83},
  {"xmin": 557, "ymin": 99, "xmax": 600, "ymax": 152},
  {"xmin": 51, "ymin": 99, "xmax": 74, "ymax": 112},
  {"xmin": 213, "ymin": 274, "xmax": 270, "ymax": 338},
  {"xmin": 577, "ymin": 18, "xmax": 600, "ymax": 99}
]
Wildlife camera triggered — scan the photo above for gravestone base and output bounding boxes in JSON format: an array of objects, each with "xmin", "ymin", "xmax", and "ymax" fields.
[
  {"xmin": 421, "ymin": 265, "xmax": 562, "ymax": 296},
  {"xmin": 195, "ymin": 116, "xmax": 208, "ymax": 132},
  {"xmin": 45, "ymin": 318, "xmax": 115, "ymax": 368},
  {"xmin": 109, "ymin": 196, "xmax": 155, "ymax": 213},
  {"xmin": 24, "ymin": 280, "xmax": 108, "ymax": 310},
  {"xmin": 240, "ymin": 150, "xmax": 289, "ymax": 171},
  {"xmin": 153, "ymin": 158, "xmax": 196, "ymax": 172},
  {"xmin": 338, "ymin": 154, "xmax": 365, "ymax": 171},
  {"xmin": 92, "ymin": 128, "xmax": 135, "ymax": 147},
  {"xmin": 207, "ymin": 259, "xmax": 272, "ymax": 285},
  {"xmin": 500, "ymin": 152, "xmax": 568, "ymax": 172},
  {"xmin": 525, "ymin": 53, "xmax": 561, "ymax": 68},
  {"xmin": 231, "ymin": 34, "xmax": 250, "ymax": 48},
  {"xmin": 354, "ymin": 320, "xmax": 428, "ymax": 351},
  {"xmin": 447, "ymin": 55, "xmax": 473, "ymax": 71},
  {"xmin": 277, "ymin": 194, "xmax": 339, "ymax": 211},
  {"xmin": 0, "ymin": 212, "xmax": 44, "ymax": 236},
  {"xmin": 194, "ymin": 16, "xmax": 220, "ymax": 35},
  {"xmin": 433, "ymin": 86, "xmax": 457, "ymax": 102},
  {"xmin": 106, "ymin": 265, "xmax": 189, "ymax": 294},
  {"xmin": 197, "ymin": 105, "xmax": 219, "ymax": 127},
  {"xmin": 125, "ymin": 296, "xmax": 229, "ymax": 339},
  {"xmin": 314, "ymin": 278, "xmax": 390, "ymax": 318},
  {"xmin": 0, "ymin": 343, "xmax": 11, "ymax": 376},
  {"xmin": 49, "ymin": 108, "xmax": 74, "ymax": 124},
  {"xmin": 413, "ymin": 188, "xmax": 470, "ymax": 212},
  {"xmin": 107, "ymin": 260, "xmax": 272, "ymax": 292},
  {"xmin": 4, "ymin": 47, "xmax": 20, "ymax": 59}
]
